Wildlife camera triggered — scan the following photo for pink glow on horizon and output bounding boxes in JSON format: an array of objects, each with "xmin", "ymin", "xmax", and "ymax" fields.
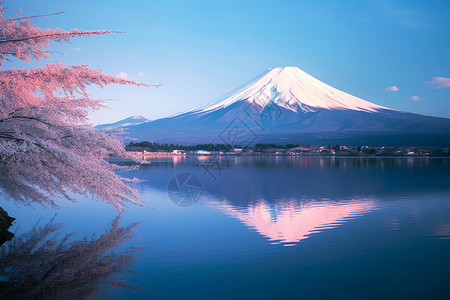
[{"xmin": 212, "ymin": 199, "xmax": 376, "ymax": 246}]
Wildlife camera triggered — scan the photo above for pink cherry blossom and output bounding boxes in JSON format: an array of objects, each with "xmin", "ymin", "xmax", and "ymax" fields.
[{"xmin": 0, "ymin": 2, "xmax": 148, "ymax": 211}]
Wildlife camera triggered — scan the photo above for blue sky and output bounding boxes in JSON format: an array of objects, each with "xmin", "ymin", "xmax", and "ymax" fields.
[{"xmin": 4, "ymin": 0, "xmax": 450, "ymax": 124}]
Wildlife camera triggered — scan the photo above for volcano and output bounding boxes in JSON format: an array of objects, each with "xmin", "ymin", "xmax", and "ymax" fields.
[{"xmin": 104, "ymin": 67, "xmax": 450, "ymax": 146}]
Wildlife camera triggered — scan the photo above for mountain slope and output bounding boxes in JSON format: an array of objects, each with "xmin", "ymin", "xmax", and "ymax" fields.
[
  {"xmin": 100, "ymin": 67, "xmax": 450, "ymax": 145},
  {"xmin": 191, "ymin": 66, "xmax": 387, "ymax": 113},
  {"xmin": 95, "ymin": 115, "xmax": 149, "ymax": 130}
]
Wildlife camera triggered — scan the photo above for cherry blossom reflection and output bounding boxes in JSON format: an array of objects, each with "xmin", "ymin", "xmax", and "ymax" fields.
[
  {"xmin": 212, "ymin": 199, "xmax": 376, "ymax": 246},
  {"xmin": 0, "ymin": 216, "xmax": 141, "ymax": 299}
]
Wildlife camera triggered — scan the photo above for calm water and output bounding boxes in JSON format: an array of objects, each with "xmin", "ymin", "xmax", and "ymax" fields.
[{"xmin": 1, "ymin": 157, "xmax": 450, "ymax": 299}]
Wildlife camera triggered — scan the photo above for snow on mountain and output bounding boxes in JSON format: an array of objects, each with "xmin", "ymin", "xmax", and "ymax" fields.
[
  {"xmin": 193, "ymin": 66, "xmax": 387, "ymax": 114},
  {"xmin": 97, "ymin": 67, "xmax": 450, "ymax": 145},
  {"xmin": 94, "ymin": 115, "xmax": 149, "ymax": 130}
]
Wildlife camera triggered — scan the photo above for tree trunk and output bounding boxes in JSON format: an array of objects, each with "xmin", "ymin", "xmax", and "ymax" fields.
[{"xmin": 0, "ymin": 207, "xmax": 14, "ymax": 247}]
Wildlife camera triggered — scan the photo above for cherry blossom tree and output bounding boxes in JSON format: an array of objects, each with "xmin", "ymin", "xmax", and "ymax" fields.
[{"xmin": 0, "ymin": 2, "xmax": 149, "ymax": 212}]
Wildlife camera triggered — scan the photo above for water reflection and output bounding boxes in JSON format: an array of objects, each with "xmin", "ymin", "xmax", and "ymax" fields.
[
  {"xmin": 137, "ymin": 157, "xmax": 450, "ymax": 205},
  {"xmin": 0, "ymin": 216, "xmax": 141, "ymax": 299},
  {"xmin": 435, "ymin": 224, "xmax": 450, "ymax": 240},
  {"xmin": 209, "ymin": 198, "xmax": 376, "ymax": 246},
  {"xmin": 131, "ymin": 157, "xmax": 450, "ymax": 247},
  {"xmin": 160, "ymin": 155, "xmax": 444, "ymax": 171}
]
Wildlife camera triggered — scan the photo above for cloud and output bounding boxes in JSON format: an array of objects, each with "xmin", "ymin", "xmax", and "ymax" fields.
[
  {"xmin": 138, "ymin": 72, "xmax": 145, "ymax": 76},
  {"xmin": 411, "ymin": 96, "xmax": 421, "ymax": 101},
  {"xmin": 73, "ymin": 47, "xmax": 83, "ymax": 51},
  {"xmin": 117, "ymin": 72, "xmax": 128, "ymax": 79},
  {"xmin": 385, "ymin": 86, "xmax": 399, "ymax": 92},
  {"xmin": 426, "ymin": 77, "xmax": 450, "ymax": 89}
]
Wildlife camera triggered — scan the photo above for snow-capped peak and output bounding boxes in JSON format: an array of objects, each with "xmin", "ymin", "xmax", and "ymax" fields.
[
  {"xmin": 198, "ymin": 66, "xmax": 388, "ymax": 113},
  {"xmin": 95, "ymin": 115, "xmax": 150, "ymax": 130},
  {"xmin": 130, "ymin": 115, "xmax": 147, "ymax": 120}
]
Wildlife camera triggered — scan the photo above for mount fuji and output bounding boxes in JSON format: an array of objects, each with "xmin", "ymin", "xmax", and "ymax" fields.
[{"xmin": 101, "ymin": 67, "xmax": 450, "ymax": 146}]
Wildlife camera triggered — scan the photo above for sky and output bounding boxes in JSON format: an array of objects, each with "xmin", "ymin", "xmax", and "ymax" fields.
[{"xmin": 3, "ymin": 0, "xmax": 450, "ymax": 124}]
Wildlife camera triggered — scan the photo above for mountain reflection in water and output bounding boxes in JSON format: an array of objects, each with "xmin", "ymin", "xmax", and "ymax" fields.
[
  {"xmin": 1, "ymin": 157, "xmax": 449, "ymax": 299},
  {"xmin": 210, "ymin": 199, "xmax": 376, "ymax": 246},
  {"xmin": 131, "ymin": 156, "xmax": 449, "ymax": 247}
]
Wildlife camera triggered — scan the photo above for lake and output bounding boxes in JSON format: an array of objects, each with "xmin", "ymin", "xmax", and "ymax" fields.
[{"xmin": 1, "ymin": 156, "xmax": 450, "ymax": 299}]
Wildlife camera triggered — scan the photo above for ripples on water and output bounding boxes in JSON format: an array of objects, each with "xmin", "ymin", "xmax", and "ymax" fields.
[{"xmin": 1, "ymin": 157, "xmax": 449, "ymax": 299}]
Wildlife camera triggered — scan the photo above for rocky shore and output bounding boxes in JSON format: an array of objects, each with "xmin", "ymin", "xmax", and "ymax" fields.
[{"xmin": 0, "ymin": 207, "xmax": 14, "ymax": 247}]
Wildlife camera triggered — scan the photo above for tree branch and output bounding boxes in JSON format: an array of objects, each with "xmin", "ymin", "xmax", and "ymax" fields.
[
  {"xmin": 0, "ymin": 31, "xmax": 121, "ymax": 45},
  {"xmin": 0, "ymin": 11, "xmax": 65, "ymax": 24}
]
